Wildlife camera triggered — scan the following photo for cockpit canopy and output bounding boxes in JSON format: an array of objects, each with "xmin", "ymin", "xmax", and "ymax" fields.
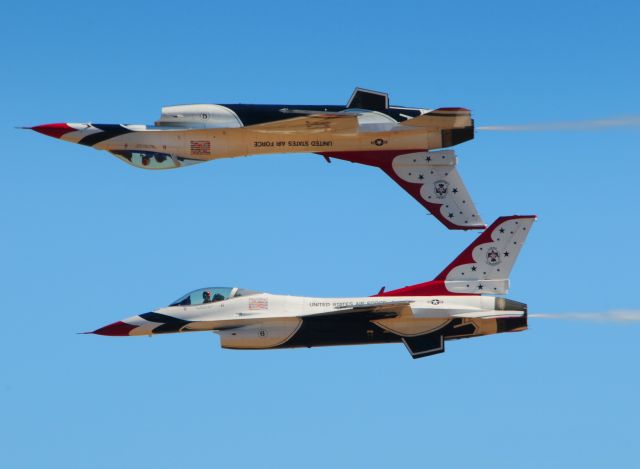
[
  {"xmin": 109, "ymin": 150, "xmax": 205, "ymax": 170},
  {"xmin": 169, "ymin": 287, "xmax": 260, "ymax": 307}
]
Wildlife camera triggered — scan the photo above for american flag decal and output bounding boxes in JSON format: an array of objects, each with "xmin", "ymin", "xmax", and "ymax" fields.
[
  {"xmin": 190, "ymin": 140, "xmax": 211, "ymax": 156},
  {"xmin": 248, "ymin": 298, "xmax": 269, "ymax": 310}
]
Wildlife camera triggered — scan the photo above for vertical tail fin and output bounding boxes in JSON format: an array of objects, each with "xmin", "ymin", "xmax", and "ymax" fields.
[
  {"xmin": 379, "ymin": 215, "xmax": 536, "ymax": 297},
  {"xmin": 435, "ymin": 215, "xmax": 536, "ymax": 294},
  {"xmin": 323, "ymin": 149, "xmax": 485, "ymax": 230}
]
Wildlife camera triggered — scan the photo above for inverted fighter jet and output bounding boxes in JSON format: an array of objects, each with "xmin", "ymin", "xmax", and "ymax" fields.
[
  {"xmin": 29, "ymin": 88, "xmax": 483, "ymax": 230},
  {"xmin": 91, "ymin": 215, "xmax": 535, "ymax": 359}
]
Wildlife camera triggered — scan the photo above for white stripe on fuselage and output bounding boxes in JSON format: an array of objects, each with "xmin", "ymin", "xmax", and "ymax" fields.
[
  {"xmin": 60, "ymin": 108, "xmax": 437, "ymax": 160},
  {"xmin": 123, "ymin": 293, "xmax": 496, "ymax": 332}
]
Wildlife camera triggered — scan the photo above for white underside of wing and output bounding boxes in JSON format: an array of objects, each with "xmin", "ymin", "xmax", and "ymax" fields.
[{"xmin": 391, "ymin": 150, "xmax": 485, "ymax": 228}]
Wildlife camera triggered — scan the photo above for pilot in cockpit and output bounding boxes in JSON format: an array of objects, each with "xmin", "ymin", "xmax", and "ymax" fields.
[
  {"xmin": 202, "ymin": 290, "xmax": 212, "ymax": 303},
  {"xmin": 212, "ymin": 293, "xmax": 225, "ymax": 302}
]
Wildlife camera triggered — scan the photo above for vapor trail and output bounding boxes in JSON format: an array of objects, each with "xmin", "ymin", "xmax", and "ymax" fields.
[
  {"xmin": 530, "ymin": 310, "xmax": 640, "ymax": 323},
  {"xmin": 477, "ymin": 116, "xmax": 640, "ymax": 132}
]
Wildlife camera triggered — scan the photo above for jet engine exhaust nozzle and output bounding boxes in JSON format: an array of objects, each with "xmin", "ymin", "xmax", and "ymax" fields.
[{"xmin": 494, "ymin": 297, "xmax": 528, "ymax": 333}]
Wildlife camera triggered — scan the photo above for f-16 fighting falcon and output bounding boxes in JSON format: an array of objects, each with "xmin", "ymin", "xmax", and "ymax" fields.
[
  {"xmin": 29, "ymin": 88, "xmax": 483, "ymax": 230},
  {"xmin": 90, "ymin": 215, "xmax": 535, "ymax": 359}
]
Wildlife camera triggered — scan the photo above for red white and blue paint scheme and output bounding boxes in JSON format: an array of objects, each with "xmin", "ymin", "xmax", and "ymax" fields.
[
  {"xmin": 30, "ymin": 88, "xmax": 483, "ymax": 230},
  {"xmin": 91, "ymin": 216, "xmax": 535, "ymax": 359}
]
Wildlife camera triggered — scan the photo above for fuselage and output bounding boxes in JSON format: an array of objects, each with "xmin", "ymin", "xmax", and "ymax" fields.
[
  {"xmin": 29, "ymin": 92, "xmax": 480, "ymax": 230},
  {"xmin": 89, "ymin": 214, "xmax": 536, "ymax": 358},
  {"xmin": 96, "ymin": 290, "xmax": 527, "ymax": 351},
  {"xmin": 36, "ymin": 103, "xmax": 473, "ymax": 170}
]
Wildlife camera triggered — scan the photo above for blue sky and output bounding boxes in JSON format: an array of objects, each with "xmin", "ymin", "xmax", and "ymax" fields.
[{"xmin": 2, "ymin": 1, "xmax": 639, "ymax": 467}]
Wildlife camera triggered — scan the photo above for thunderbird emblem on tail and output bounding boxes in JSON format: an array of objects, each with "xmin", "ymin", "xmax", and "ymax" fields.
[{"xmin": 28, "ymin": 88, "xmax": 484, "ymax": 230}]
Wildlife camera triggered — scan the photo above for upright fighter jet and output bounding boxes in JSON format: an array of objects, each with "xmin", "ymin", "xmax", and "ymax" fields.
[
  {"xmin": 29, "ymin": 88, "xmax": 483, "ymax": 230},
  {"xmin": 91, "ymin": 215, "xmax": 535, "ymax": 359}
]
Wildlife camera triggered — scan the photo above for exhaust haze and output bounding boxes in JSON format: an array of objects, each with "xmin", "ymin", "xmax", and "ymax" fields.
[
  {"xmin": 530, "ymin": 310, "xmax": 640, "ymax": 323},
  {"xmin": 477, "ymin": 116, "xmax": 640, "ymax": 132}
]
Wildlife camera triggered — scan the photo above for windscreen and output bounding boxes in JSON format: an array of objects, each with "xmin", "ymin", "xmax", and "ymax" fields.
[
  {"xmin": 109, "ymin": 150, "xmax": 206, "ymax": 170},
  {"xmin": 170, "ymin": 287, "xmax": 234, "ymax": 306}
]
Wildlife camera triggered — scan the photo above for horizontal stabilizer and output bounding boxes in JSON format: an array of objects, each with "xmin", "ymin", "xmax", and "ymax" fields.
[{"xmin": 402, "ymin": 108, "xmax": 472, "ymax": 129}]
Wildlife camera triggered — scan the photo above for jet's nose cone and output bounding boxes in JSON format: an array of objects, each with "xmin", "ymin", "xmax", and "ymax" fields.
[
  {"xmin": 30, "ymin": 123, "xmax": 76, "ymax": 139},
  {"xmin": 92, "ymin": 321, "xmax": 137, "ymax": 336}
]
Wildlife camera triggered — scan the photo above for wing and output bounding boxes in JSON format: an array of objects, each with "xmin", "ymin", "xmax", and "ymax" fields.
[{"xmin": 247, "ymin": 113, "xmax": 359, "ymax": 134}]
